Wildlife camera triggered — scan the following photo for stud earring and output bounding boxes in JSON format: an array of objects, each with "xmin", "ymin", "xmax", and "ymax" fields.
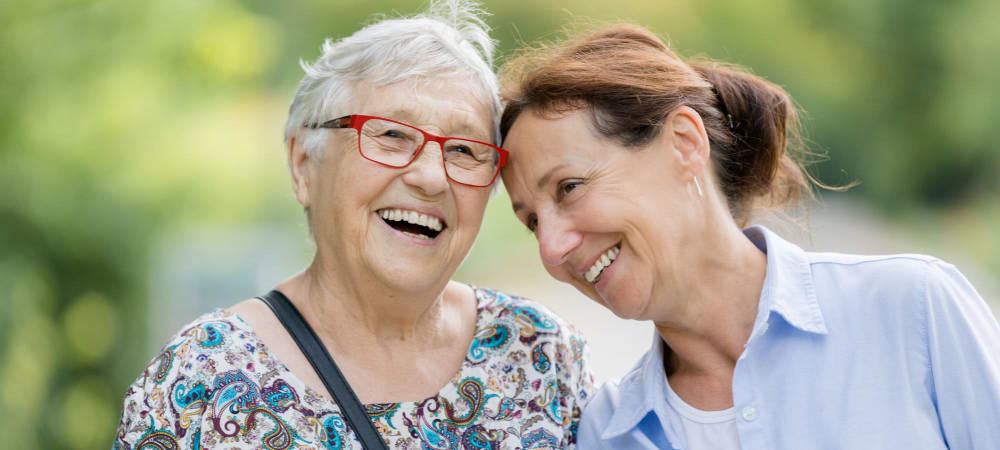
[{"xmin": 693, "ymin": 177, "xmax": 703, "ymax": 198}]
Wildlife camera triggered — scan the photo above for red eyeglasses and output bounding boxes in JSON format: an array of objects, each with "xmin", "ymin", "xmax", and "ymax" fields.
[{"xmin": 309, "ymin": 114, "xmax": 508, "ymax": 188}]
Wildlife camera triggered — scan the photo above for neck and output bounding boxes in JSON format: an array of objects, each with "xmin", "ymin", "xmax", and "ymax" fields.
[
  {"xmin": 653, "ymin": 219, "xmax": 767, "ymax": 376},
  {"xmin": 277, "ymin": 255, "xmax": 456, "ymax": 347}
]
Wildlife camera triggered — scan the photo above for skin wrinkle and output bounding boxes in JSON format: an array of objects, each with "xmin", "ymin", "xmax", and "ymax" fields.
[{"xmin": 502, "ymin": 107, "xmax": 767, "ymax": 410}]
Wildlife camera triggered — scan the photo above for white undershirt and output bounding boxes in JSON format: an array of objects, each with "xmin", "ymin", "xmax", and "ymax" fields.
[{"xmin": 664, "ymin": 378, "xmax": 741, "ymax": 450}]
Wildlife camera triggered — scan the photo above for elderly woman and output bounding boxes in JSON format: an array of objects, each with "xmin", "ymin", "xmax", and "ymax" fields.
[
  {"xmin": 113, "ymin": 2, "xmax": 593, "ymax": 448},
  {"xmin": 499, "ymin": 24, "xmax": 1000, "ymax": 449}
]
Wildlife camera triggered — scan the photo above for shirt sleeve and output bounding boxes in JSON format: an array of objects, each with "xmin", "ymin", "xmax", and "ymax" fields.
[
  {"xmin": 923, "ymin": 260, "xmax": 1000, "ymax": 449},
  {"xmin": 113, "ymin": 344, "xmax": 191, "ymax": 449},
  {"xmin": 561, "ymin": 327, "xmax": 596, "ymax": 448}
]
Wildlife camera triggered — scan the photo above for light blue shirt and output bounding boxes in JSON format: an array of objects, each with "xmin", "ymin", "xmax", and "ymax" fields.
[{"xmin": 578, "ymin": 226, "xmax": 1000, "ymax": 449}]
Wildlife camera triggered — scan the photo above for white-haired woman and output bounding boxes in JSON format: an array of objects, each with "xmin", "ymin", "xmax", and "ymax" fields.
[{"xmin": 113, "ymin": 2, "xmax": 593, "ymax": 448}]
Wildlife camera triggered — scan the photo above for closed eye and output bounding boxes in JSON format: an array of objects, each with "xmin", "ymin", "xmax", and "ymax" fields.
[{"xmin": 525, "ymin": 214, "xmax": 538, "ymax": 233}]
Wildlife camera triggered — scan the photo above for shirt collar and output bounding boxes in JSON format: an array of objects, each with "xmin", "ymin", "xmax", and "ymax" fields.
[
  {"xmin": 600, "ymin": 332, "xmax": 673, "ymax": 440},
  {"xmin": 745, "ymin": 225, "xmax": 828, "ymax": 335},
  {"xmin": 598, "ymin": 225, "xmax": 827, "ymax": 440}
]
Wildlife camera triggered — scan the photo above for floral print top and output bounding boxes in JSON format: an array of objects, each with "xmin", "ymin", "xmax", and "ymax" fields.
[{"xmin": 113, "ymin": 287, "xmax": 594, "ymax": 449}]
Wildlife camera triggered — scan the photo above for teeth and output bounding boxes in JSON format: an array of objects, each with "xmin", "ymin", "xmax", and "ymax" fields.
[
  {"xmin": 378, "ymin": 209, "xmax": 444, "ymax": 232},
  {"xmin": 585, "ymin": 245, "xmax": 621, "ymax": 283}
]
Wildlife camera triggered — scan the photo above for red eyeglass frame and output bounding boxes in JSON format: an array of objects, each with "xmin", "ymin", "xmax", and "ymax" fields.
[{"xmin": 310, "ymin": 114, "xmax": 509, "ymax": 188}]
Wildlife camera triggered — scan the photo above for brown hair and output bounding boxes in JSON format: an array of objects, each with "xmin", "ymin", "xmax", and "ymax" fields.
[{"xmin": 500, "ymin": 24, "xmax": 816, "ymax": 224}]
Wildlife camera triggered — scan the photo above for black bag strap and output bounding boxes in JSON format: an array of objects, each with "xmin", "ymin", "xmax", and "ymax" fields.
[{"xmin": 257, "ymin": 290, "xmax": 389, "ymax": 450}]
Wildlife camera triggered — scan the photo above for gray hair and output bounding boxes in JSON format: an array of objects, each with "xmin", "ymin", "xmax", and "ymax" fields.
[{"xmin": 284, "ymin": 0, "xmax": 501, "ymax": 158}]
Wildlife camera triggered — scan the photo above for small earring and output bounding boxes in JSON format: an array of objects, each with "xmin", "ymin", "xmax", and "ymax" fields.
[{"xmin": 693, "ymin": 177, "xmax": 703, "ymax": 198}]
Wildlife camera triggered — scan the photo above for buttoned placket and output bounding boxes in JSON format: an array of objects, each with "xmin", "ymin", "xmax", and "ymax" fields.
[{"xmin": 733, "ymin": 317, "xmax": 772, "ymax": 449}]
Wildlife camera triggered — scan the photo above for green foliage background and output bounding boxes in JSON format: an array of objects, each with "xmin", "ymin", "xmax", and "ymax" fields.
[{"xmin": 0, "ymin": 0, "xmax": 997, "ymax": 448}]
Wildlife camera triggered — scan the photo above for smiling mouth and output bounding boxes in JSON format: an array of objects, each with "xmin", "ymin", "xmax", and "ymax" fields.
[
  {"xmin": 377, "ymin": 208, "xmax": 446, "ymax": 240},
  {"xmin": 585, "ymin": 243, "xmax": 621, "ymax": 284}
]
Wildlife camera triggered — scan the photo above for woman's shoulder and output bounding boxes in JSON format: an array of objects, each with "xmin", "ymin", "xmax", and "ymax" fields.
[
  {"xmin": 471, "ymin": 286, "xmax": 589, "ymax": 351},
  {"xmin": 806, "ymin": 251, "xmax": 945, "ymax": 302},
  {"xmin": 128, "ymin": 309, "xmax": 253, "ymax": 386},
  {"xmin": 473, "ymin": 286, "xmax": 575, "ymax": 328},
  {"xmin": 113, "ymin": 308, "xmax": 283, "ymax": 447},
  {"xmin": 468, "ymin": 286, "xmax": 594, "ymax": 382},
  {"xmin": 466, "ymin": 286, "xmax": 596, "ymax": 445}
]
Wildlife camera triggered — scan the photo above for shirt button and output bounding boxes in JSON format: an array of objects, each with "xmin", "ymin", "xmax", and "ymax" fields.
[{"xmin": 741, "ymin": 405, "xmax": 758, "ymax": 421}]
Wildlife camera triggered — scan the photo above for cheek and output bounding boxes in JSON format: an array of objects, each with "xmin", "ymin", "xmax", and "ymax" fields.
[
  {"xmin": 543, "ymin": 263, "xmax": 572, "ymax": 284},
  {"xmin": 457, "ymin": 191, "xmax": 490, "ymax": 225}
]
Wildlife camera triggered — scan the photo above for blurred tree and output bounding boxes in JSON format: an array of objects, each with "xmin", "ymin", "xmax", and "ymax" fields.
[{"xmin": 0, "ymin": 0, "xmax": 997, "ymax": 448}]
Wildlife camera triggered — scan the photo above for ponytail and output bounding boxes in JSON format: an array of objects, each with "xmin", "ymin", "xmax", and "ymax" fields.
[{"xmin": 691, "ymin": 62, "xmax": 811, "ymax": 222}]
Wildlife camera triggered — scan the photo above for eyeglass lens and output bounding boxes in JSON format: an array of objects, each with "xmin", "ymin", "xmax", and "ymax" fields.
[{"xmin": 359, "ymin": 118, "xmax": 500, "ymax": 186}]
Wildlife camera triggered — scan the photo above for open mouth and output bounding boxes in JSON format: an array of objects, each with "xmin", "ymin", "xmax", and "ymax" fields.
[
  {"xmin": 377, "ymin": 208, "xmax": 446, "ymax": 240},
  {"xmin": 585, "ymin": 243, "xmax": 621, "ymax": 284}
]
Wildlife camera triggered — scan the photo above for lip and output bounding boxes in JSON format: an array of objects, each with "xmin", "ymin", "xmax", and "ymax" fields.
[{"xmin": 374, "ymin": 211, "xmax": 445, "ymax": 247}]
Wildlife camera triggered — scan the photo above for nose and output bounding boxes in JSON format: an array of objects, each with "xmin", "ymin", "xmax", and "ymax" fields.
[
  {"xmin": 535, "ymin": 212, "xmax": 582, "ymax": 267},
  {"xmin": 402, "ymin": 141, "xmax": 449, "ymax": 196}
]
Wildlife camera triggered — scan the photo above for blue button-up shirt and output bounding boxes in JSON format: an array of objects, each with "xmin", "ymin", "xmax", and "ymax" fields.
[{"xmin": 578, "ymin": 226, "xmax": 1000, "ymax": 449}]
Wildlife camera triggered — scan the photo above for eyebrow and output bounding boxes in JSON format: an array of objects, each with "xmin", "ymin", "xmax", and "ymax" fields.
[
  {"xmin": 378, "ymin": 109, "xmax": 490, "ymax": 140},
  {"xmin": 511, "ymin": 163, "xmax": 571, "ymax": 213}
]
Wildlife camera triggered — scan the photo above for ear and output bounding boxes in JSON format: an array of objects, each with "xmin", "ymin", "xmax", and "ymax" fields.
[
  {"xmin": 662, "ymin": 105, "xmax": 710, "ymax": 180},
  {"xmin": 287, "ymin": 135, "xmax": 313, "ymax": 208}
]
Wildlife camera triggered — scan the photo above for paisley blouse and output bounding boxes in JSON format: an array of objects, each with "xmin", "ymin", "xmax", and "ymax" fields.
[{"xmin": 113, "ymin": 287, "xmax": 594, "ymax": 449}]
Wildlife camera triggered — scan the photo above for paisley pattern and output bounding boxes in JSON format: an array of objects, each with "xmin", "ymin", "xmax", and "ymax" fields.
[{"xmin": 113, "ymin": 287, "xmax": 594, "ymax": 449}]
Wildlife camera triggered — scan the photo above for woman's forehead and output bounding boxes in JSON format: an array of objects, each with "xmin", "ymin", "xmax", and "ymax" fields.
[{"xmin": 357, "ymin": 79, "xmax": 495, "ymax": 138}]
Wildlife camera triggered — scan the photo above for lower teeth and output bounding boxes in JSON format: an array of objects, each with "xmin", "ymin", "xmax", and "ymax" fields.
[{"xmin": 402, "ymin": 231, "xmax": 431, "ymax": 240}]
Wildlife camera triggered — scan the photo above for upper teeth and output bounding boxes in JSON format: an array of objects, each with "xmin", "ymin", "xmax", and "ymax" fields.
[
  {"xmin": 379, "ymin": 209, "xmax": 443, "ymax": 231},
  {"xmin": 586, "ymin": 245, "xmax": 620, "ymax": 283}
]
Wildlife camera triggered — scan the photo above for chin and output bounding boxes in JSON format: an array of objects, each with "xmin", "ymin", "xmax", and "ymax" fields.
[{"xmin": 594, "ymin": 286, "xmax": 649, "ymax": 321}]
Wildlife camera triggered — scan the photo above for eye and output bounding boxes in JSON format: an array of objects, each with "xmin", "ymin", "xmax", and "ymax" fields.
[{"xmin": 556, "ymin": 179, "xmax": 583, "ymax": 201}]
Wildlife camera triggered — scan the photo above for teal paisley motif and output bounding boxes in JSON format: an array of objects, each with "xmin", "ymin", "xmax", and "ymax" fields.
[
  {"xmin": 135, "ymin": 431, "xmax": 181, "ymax": 450},
  {"xmin": 468, "ymin": 322, "xmax": 513, "ymax": 363},
  {"xmin": 323, "ymin": 413, "xmax": 348, "ymax": 450},
  {"xmin": 443, "ymin": 377, "xmax": 492, "ymax": 426},
  {"xmin": 135, "ymin": 417, "xmax": 181, "ymax": 450},
  {"xmin": 366, "ymin": 402, "xmax": 400, "ymax": 427},
  {"xmin": 461, "ymin": 424, "xmax": 505, "ymax": 449},
  {"xmin": 174, "ymin": 381, "xmax": 207, "ymax": 409},
  {"xmin": 151, "ymin": 345, "xmax": 175, "ymax": 385},
  {"xmin": 531, "ymin": 342, "xmax": 551, "ymax": 374},
  {"xmin": 261, "ymin": 379, "xmax": 298, "ymax": 412},
  {"xmin": 195, "ymin": 321, "xmax": 230, "ymax": 348},
  {"xmin": 530, "ymin": 378, "xmax": 562, "ymax": 424},
  {"xmin": 521, "ymin": 428, "xmax": 560, "ymax": 449},
  {"xmin": 515, "ymin": 306, "xmax": 556, "ymax": 342},
  {"xmin": 210, "ymin": 370, "xmax": 261, "ymax": 437}
]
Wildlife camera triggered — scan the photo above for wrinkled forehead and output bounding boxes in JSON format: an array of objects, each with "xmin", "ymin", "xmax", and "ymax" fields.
[{"xmin": 352, "ymin": 78, "xmax": 497, "ymax": 142}]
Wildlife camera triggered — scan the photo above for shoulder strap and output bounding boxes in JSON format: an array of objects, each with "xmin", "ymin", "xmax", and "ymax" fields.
[{"xmin": 257, "ymin": 290, "xmax": 389, "ymax": 450}]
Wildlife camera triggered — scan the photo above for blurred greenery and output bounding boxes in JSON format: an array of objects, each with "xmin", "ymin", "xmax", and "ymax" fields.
[{"xmin": 0, "ymin": 0, "xmax": 997, "ymax": 448}]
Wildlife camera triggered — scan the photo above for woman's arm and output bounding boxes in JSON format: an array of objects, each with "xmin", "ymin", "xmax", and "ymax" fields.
[{"xmin": 923, "ymin": 260, "xmax": 1000, "ymax": 448}]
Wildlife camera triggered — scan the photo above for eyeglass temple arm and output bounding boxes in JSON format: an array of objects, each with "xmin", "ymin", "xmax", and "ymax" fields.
[{"xmin": 308, "ymin": 115, "xmax": 354, "ymax": 129}]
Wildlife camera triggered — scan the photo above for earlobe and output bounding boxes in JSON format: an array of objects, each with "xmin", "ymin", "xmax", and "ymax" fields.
[
  {"xmin": 665, "ymin": 106, "xmax": 710, "ymax": 176},
  {"xmin": 288, "ymin": 136, "xmax": 312, "ymax": 208}
]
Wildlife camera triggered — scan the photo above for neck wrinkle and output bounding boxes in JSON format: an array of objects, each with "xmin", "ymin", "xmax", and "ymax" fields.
[
  {"xmin": 653, "ymin": 220, "xmax": 767, "ymax": 377},
  {"xmin": 282, "ymin": 255, "xmax": 452, "ymax": 350}
]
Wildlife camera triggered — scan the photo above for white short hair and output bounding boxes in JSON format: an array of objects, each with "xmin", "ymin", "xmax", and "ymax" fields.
[{"xmin": 284, "ymin": 0, "xmax": 501, "ymax": 158}]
